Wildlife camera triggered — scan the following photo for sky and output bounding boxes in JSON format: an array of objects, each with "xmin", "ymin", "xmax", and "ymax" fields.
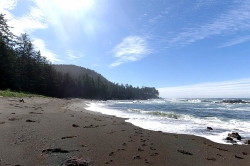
[{"xmin": 1, "ymin": 0, "xmax": 250, "ymax": 98}]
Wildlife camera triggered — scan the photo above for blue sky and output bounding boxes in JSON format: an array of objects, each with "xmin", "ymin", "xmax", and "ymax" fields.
[{"xmin": 1, "ymin": 0, "xmax": 250, "ymax": 98}]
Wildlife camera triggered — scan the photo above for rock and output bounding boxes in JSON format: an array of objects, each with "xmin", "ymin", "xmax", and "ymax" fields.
[
  {"xmin": 222, "ymin": 99, "xmax": 249, "ymax": 104},
  {"xmin": 228, "ymin": 132, "xmax": 241, "ymax": 140},
  {"xmin": 207, "ymin": 127, "xmax": 213, "ymax": 130},
  {"xmin": 26, "ymin": 119, "xmax": 36, "ymax": 122},
  {"xmin": 225, "ymin": 137, "xmax": 233, "ymax": 141},
  {"xmin": 225, "ymin": 137, "xmax": 237, "ymax": 144},
  {"xmin": 244, "ymin": 139, "xmax": 250, "ymax": 144},
  {"xmin": 64, "ymin": 156, "xmax": 90, "ymax": 166},
  {"xmin": 72, "ymin": 124, "xmax": 79, "ymax": 127}
]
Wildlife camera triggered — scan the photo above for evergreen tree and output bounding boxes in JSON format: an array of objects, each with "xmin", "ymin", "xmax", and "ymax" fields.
[{"xmin": 0, "ymin": 13, "xmax": 159, "ymax": 100}]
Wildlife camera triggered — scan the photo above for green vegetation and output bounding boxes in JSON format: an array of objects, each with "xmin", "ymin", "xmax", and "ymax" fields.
[
  {"xmin": 0, "ymin": 13, "xmax": 159, "ymax": 100},
  {"xmin": 0, "ymin": 89, "xmax": 45, "ymax": 97}
]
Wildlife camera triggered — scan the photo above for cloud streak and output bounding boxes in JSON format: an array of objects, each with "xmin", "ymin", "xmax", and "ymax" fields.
[
  {"xmin": 167, "ymin": 1, "xmax": 250, "ymax": 48},
  {"xmin": 110, "ymin": 36, "xmax": 151, "ymax": 67},
  {"xmin": 158, "ymin": 78, "xmax": 250, "ymax": 98},
  {"xmin": 67, "ymin": 50, "xmax": 84, "ymax": 60},
  {"xmin": 219, "ymin": 35, "xmax": 250, "ymax": 48},
  {"xmin": 141, "ymin": 1, "xmax": 250, "ymax": 50}
]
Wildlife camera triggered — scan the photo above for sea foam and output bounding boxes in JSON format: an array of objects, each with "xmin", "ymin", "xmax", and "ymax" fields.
[{"xmin": 84, "ymin": 99, "xmax": 250, "ymax": 144}]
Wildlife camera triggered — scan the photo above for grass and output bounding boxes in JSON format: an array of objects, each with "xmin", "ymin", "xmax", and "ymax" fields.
[{"xmin": 0, "ymin": 89, "xmax": 46, "ymax": 98}]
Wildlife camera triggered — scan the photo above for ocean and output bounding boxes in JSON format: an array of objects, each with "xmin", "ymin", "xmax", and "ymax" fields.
[{"xmin": 84, "ymin": 98, "xmax": 250, "ymax": 145}]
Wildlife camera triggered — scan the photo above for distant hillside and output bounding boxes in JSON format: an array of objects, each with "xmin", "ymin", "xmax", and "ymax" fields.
[
  {"xmin": 52, "ymin": 64, "xmax": 110, "ymax": 84},
  {"xmin": 0, "ymin": 13, "xmax": 159, "ymax": 99}
]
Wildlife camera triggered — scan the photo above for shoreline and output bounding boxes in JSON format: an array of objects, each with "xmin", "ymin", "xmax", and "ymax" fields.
[
  {"xmin": 0, "ymin": 97, "xmax": 250, "ymax": 165},
  {"xmin": 79, "ymin": 99, "xmax": 250, "ymax": 145}
]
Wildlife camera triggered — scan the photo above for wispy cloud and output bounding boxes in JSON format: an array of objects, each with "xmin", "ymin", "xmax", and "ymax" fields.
[
  {"xmin": 167, "ymin": 1, "xmax": 250, "ymax": 48},
  {"xmin": 219, "ymin": 35, "xmax": 250, "ymax": 48},
  {"xmin": 0, "ymin": 0, "xmax": 48, "ymax": 35},
  {"xmin": 158, "ymin": 78, "xmax": 250, "ymax": 98},
  {"xmin": 0, "ymin": 0, "xmax": 17, "ymax": 24},
  {"xmin": 9, "ymin": 7, "xmax": 48, "ymax": 35},
  {"xmin": 67, "ymin": 50, "xmax": 84, "ymax": 60},
  {"xmin": 137, "ymin": 1, "xmax": 250, "ymax": 52},
  {"xmin": 110, "ymin": 36, "xmax": 151, "ymax": 67},
  {"xmin": 193, "ymin": 0, "xmax": 217, "ymax": 10},
  {"xmin": 0, "ymin": 0, "xmax": 17, "ymax": 11},
  {"xmin": 33, "ymin": 38, "xmax": 61, "ymax": 63},
  {"xmin": 1, "ymin": 0, "xmax": 60, "ymax": 63}
]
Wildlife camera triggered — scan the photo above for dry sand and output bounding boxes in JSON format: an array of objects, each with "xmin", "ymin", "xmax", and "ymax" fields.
[{"xmin": 0, "ymin": 97, "xmax": 250, "ymax": 166}]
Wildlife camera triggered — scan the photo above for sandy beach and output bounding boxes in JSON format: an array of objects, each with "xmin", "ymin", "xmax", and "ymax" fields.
[{"xmin": 0, "ymin": 97, "xmax": 250, "ymax": 166}]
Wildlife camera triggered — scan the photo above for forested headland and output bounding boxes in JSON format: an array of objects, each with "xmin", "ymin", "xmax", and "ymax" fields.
[{"xmin": 0, "ymin": 14, "xmax": 159, "ymax": 100}]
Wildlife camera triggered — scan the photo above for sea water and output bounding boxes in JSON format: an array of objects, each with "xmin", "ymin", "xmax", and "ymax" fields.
[{"xmin": 84, "ymin": 98, "xmax": 250, "ymax": 144}]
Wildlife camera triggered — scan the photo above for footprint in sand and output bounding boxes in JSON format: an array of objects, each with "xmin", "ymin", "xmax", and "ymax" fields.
[
  {"xmin": 106, "ymin": 160, "xmax": 113, "ymax": 164},
  {"xmin": 9, "ymin": 118, "xmax": 18, "ymax": 121},
  {"xmin": 138, "ymin": 148, "xmax": 144, "ymax": 151},
  {"xmin": 140, "ymin": 139, "xmax": 146, "ymax": 143},
  {"xmin": 29, "ymin": 112, "xmax": 42, "ymax": 114},
  {"xmin": 206, "ymin": 157, "xmax": 216, "ymax": 161},
  {"xmin": 242, "ymin": 152, "xmax": 248, "ymax": 155},
  {"xmin": 134, "ymin": 156, "xmax": 141, "ymax": 159},
  {"xmin": 109, "ymin": 152, "xmax": 114, "ymax": 156},
  {"xmin": 118, "ymin": 148, "xmax": 125, "ymax": 151},
  {"xmin": 150, "ymin": 152, "xmax": 158, "ymax": 156},
  {"xmin": 177, "ymin": 149, "xmax": 192, "ymax": 155}
]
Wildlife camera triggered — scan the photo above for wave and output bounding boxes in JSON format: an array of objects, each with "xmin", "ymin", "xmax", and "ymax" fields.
[
  {"xmin": 82, "ymin": 99, "xmax": 250, "ymax": 145},
  {"xmin": 164, "ymin": 98, "xmax": 216, "ymax": 104},
  {"xmin": 128, "ymin": 108, "xmax": 182, "ymax": 119}
]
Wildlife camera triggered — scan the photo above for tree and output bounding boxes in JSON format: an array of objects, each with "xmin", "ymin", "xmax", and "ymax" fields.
[
  {"xmin": 0, "ymin": 13, "xmax": 159, "ymax": 100},
  {"xmin": 0, "ymin": 14, "xmax": 17, "ymax": 89}
]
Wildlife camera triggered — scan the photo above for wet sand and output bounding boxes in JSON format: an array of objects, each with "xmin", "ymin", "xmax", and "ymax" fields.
[{"xmin": 0, "ymin": 97, "xmax": 250, "ymax": 166}]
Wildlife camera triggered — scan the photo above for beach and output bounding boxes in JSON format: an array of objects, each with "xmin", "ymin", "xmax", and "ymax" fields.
[{"xmin": 0, "ymin": 97, "xmax": 250, "ymax": 166}]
